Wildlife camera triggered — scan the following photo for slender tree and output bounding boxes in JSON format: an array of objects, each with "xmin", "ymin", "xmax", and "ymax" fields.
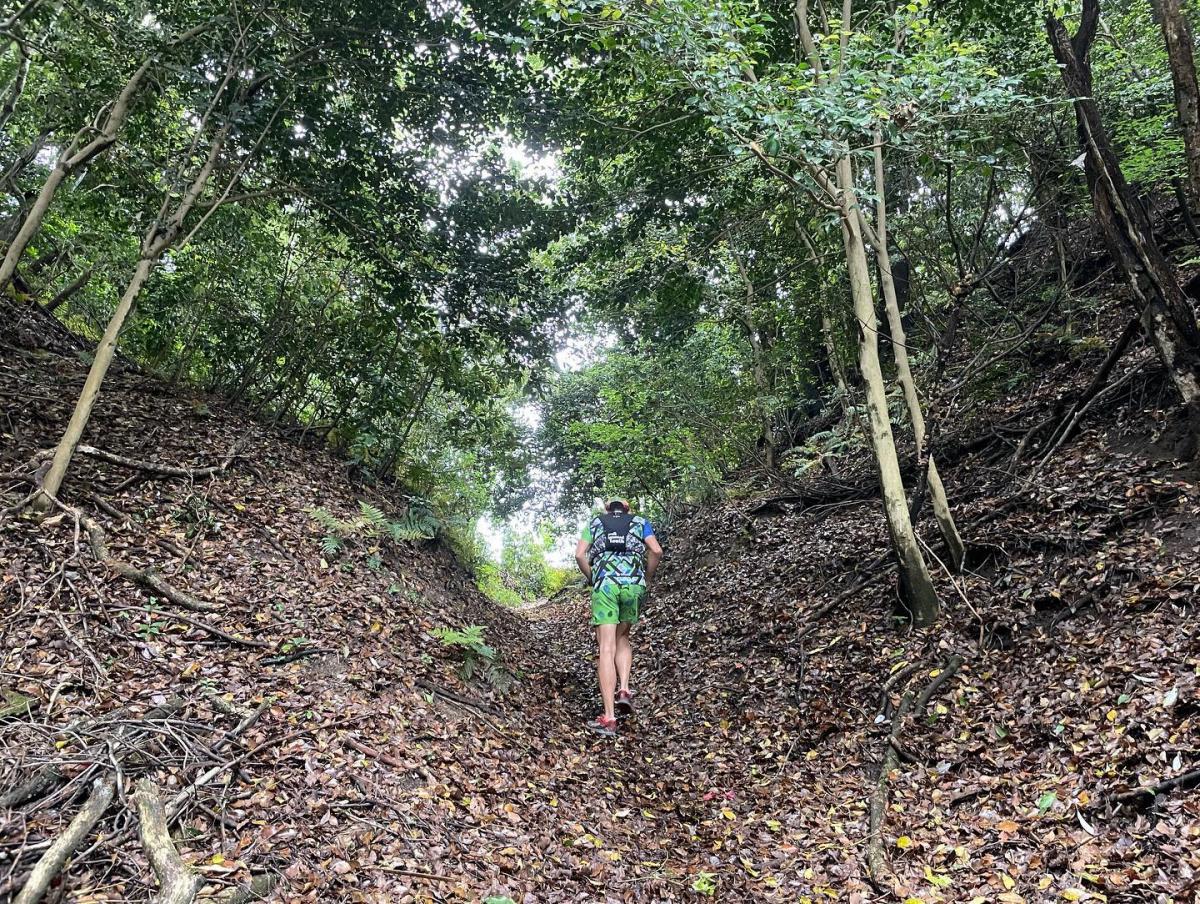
[
  {"xmin": 1048, "ymin": 0, "xmax": 1200, "ymax": 448},
  {"xmin": 1150, "ymin": 0, "xmax": 1200, "ymax": 203}
]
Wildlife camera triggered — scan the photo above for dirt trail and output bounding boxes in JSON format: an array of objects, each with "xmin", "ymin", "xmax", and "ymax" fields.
[{"xmin": 3, "ymin": 304, "xmax": 1200, "ymax": 903}]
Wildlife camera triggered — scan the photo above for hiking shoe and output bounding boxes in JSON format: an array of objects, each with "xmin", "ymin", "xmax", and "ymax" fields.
[
  {"xmin": 615, "ymin": 689, "xmax": 635, "ymax": 719},
  {"xmin": 588, "ymin": 715, "xmax": 618, "ymax": 737}
]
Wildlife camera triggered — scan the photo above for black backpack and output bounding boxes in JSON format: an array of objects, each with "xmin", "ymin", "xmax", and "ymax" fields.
[{"xmin": 589, "ymin": 512, "xmax": 637, "ymax": 561}]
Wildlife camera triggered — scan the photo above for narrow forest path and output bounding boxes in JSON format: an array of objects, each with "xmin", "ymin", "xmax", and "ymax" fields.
[{"xmin": 4, "ymin": 306, "xmax": 1200, "ymax": 904}]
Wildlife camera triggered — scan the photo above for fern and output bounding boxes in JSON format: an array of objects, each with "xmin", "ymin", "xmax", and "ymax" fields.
[
  {"xmin": 308, "ymin": 506, "xmax": 348, "ymax": 535},
  {"xmin": 389, "ymin": 509, "xmax": 439, "ymax": 541},
  {"xmin": 432, "ymin": 624, "xmax": 512, "ymax": 692},
  {"xmin": 357, "ymin": 500, "xmax": 389, "ymax": 531},
  {"xmin": 306, "ymin": 498, "xmax": 439, "ymax": 563}
]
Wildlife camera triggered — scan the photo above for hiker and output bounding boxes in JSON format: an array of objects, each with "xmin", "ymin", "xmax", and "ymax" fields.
[{"xmin": 575, "ymin": 498, "xmax": 663, "ymax": 737}]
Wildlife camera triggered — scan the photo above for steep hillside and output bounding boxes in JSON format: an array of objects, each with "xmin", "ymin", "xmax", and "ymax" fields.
[{"xmin": 3, "ymin": 280, "xmax": 1200, "ymax": 904}]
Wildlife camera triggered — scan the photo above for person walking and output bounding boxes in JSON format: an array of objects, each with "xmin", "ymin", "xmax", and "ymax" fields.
[{"xmin": 575, "ymin": 498, "xmax": 663, "ymax": 737}]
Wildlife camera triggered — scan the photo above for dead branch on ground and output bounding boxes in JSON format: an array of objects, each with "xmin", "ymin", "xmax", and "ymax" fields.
[
  {"xmin": 1113, "ymin": 766, "xmax": 1200, "ymax": 808},
  {"xmin": 131, "ymin": 778, "xmax": 201, "ymax": 904},
  {"xmin": 865, "ymin": 655, "xmax": 965, "ymax": 888},
  {"xmin": 12, "ymin": 776, "xmax": 115, "ymax": 904}
]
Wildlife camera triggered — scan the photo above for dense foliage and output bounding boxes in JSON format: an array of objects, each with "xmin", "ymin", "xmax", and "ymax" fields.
[{"xmin": 5, "ymin": 0, "xmax": 1200, "ymax": 608}]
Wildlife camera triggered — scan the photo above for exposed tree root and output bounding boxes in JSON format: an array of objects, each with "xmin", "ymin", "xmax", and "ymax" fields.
[
  {"xmin": 867, "ymin": 690, "xmax": 912, "ymax": 887},
  {"xmin": 1114, "ymin": 766, "xmax": 1200, "ymax": 808},
  {"xmin": 77, "ymin": 443, "xmax": 239, "ymax": 481},
  {"xmin": 2, "ymin": 697, "xmax": 183, "ymax": 812},
  {"xmin": 13, "ymin": 776, "xmax": 115, "ymax": 904},
  {"xmin": 414, "ymin": 678, "xmax": 502, "ymax": 717},
  {"xmin": 81, "ymin": 512, "xmax": 216, "ymax": 612},
  {"xmin": 131, "ymin": 778, "xmax": 201, "ymax": 904},
  {"xmin": 865, "ymin": 655, "xmax": 965, "ymax": 888}
]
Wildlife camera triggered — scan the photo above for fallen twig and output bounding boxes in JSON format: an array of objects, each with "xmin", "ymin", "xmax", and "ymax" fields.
[
  {"xmin": 212, "ymin": 700, "xmax": 270, "ymax": 754},
  {"xmin": 12, "ymin": 776, "xmax": 115, "ymax": 904},
  {"xmin": 111, "ymin": 606, "xmax": 267, "ymax": 648},
  {"xmin": 345, "ymin": 736, "xmax": 406, "ymax": 769},
  {"xmin": 262, "ymin": 647, "xmax": 334, "ymax": 666},
  {"xmin": 1113, "ymin": 766, "xmax": 1200, "ymax": 808}
]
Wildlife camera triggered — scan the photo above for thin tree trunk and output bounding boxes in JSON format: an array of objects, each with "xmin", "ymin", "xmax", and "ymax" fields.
[
  {"xmin": 0, "ymin": 42, "xmax": 30, "ymax": 136},
  {"xmin": 1151, "ymin": 0, "xmax": 1200, "ymax": 202},
  {"xmin": 43, "ymin": 265, "xmax": 92, "ymax": 312},
  {"xmin": 0, "ymin": 130, "xmax": 48, "ymax": 199},
  {"xmin": 821, "ymin": 310, "xmax": 851, "ymax": 403},
  {"xmin": 0, "ymin": 58, "xmax": 152, "ymax": 290},
  {"xmin": 35, "ymin": 111, "xmax": 235, "ymax": 508},
  {"xmin": 869, "ymin": 135, "xmax": 965, "ymax": 570},
  {"xmin": 35, "ymin": 257, "xmax": 152, "ymax": 507},
  {"xmin": 1048, "ymin": 3, "xmax": 1200, "ymax": 449},
  {"xmin": 731, "ymin": 250, "xmax": 777, "ymax": 468},
  {"xmin": 836, "ymin": 154, "xmax": 939, "ymax": 624},
  {"xmin": 379, "ymin": 371, "xmax": 436, "ymax": 478}
]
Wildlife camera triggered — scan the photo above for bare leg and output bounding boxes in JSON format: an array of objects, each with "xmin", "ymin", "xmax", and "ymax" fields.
[
  {"xmin": 615, "ymin": 622, "xmax": 632, "ymax": 693},
  {"xmin": 596, "ymin": 624, "xmax": 617, "ymax": 721}
]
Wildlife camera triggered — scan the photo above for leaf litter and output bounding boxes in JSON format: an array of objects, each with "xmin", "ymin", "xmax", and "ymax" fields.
[{"xmin": 1, "ymin": 314, "xmax": 1199, "ymax": 902}]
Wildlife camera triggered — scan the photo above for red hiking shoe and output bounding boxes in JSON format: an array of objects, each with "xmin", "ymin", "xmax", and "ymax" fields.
[
  {"xmin": 588, "ymin": 715, "xmax": 618, "ymax": 737},
  {"xmin": 616, "ymin": 689, "xmax": 635, "ymax": 719}
]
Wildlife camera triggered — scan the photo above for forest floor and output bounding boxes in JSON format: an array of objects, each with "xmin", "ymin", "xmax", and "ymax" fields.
[{"xmin": 2, "ymin": 291, "xmax": 1200, "ymax": 904}]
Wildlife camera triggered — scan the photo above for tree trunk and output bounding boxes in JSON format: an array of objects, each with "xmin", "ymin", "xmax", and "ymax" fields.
[
  {"xmin": 836, "ymin": 154, "xmax": 939, "ymax": 624},
  {"xmin": 731, "ymin": 250, "xmax": 778, "ymax": 468},
  {"xmin": 0, "ymin": 58, "xmax": 152, "ymax": 291},
  {"xmin": 1048, "ymin": 4, "xmax": 1200, "ymax": 448},
  {"xmin": 0, "ymin": 162, "xmax": 68, "ymax": 287},
  {"xmin": 43, "ymin": 265, "xmax": 93, "ymax": 312},
  {"xmin": 34, "ymin": 257, "xmax": 152, "ymax": 508},
  {"xmin": 869, "ymin": 137, "xmax": 966, "ymax": 570},
  {"xmin": 821, "ymin": 311, "xmax": 851, "ymax": 403},
  {"xmin": 0, "ymin": 42, "xmax": 30, "ymax": 136},
  {"xmin": 1151, "ymin": 0, "xmax": 1200, "ymax": 203}
]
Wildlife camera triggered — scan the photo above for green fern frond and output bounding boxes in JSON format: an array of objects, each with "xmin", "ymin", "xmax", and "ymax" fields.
[
  {"xmin": 389, "ymin": 510, "xmax": 440, "ymax": 541},
  {"xmin": 358, "ymin": 500, "xmax": 389, "ymax": 530},
  {"xmin": 320, "ymin": 535, "xmax": 344, "ymax": 556},
  {"xmin": 308, "ymin": 506, "xmax": 346, "ymax": 534}
]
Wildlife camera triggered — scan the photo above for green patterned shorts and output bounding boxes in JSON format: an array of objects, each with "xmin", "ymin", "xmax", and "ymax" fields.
[{"xmin": 591, "ymin": 578, "xmax": 645, "ymax": 626}]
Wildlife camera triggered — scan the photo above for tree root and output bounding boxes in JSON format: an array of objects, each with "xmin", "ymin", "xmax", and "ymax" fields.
[
  {"xmin": 13, "ymin": 776, "xmax": 115, "ymax": 904},
  {"xmin": 81, "ymin": 513, "xmax": 216, "ymax": 612},
  {"xmin": 110, "ymin": 605, "xmax": 267, "ymax": 648},
  {"xmin": 867, "ymin": 691, "xmax": 912, "ymax": 886},
  {"xmin": 77, "ymin": 443, "xmax": 238, "ymax": 481},
  {"xmin": 865, "ymin": 655, "xmax": 965, "ymax": 888},
  {"xmin": 131, "ymin": 778, "xmax": 201, "ymax": 904},
  {"xmin": 414, "ymin": 679, "xmax": 502, "ymax": 717},
  {"xmin": 2, "ymin": 697, "xmax": 183, "ymax": 811},
  {"xmin": 1114, "ymin": 766, "xmax": 1200, "ymax": 808}
]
